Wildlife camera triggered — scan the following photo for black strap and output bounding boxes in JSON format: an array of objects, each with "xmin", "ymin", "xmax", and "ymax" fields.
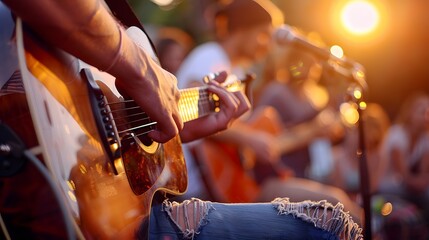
[
  {"xmin": 104, "ymin": 0, "xmax": 143, "ymax": 29},
  {"xmin": 104, "ymin": 0, "xmax": 157, "ymax": 55}
]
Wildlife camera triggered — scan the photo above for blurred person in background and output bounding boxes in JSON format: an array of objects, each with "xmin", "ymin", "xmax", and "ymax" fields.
[
  {"xmin": 329, "ymin": 103, "xmax": 391, "ymax": 197},
  {"xmin": 377, "ymin": 92, "xmax": 429, "ymax": 212},
  {"xmin": 154, "ymin": 26, "xmax": 195, "ymax": 75},
  {"xmin": 368, "ymin": 92, "xmax": 429, "ymax": 240},
  {"xmin": 176, "ymin": 0, "xmax": 285, "ymax": 201},
  {"xmin": 377, "ymin": 92, "xmax": 429, "ymax": 197},
  {"xmin": 255, "ymin": 39, "xmax": 344, "ymax": 179},
  {"xmin": 175, "ymin": 0, "xmax": 363, "ymax": 223}
]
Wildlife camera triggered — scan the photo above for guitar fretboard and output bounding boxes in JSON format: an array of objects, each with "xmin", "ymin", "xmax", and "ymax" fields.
[{"xmin": 179, "ymin": 87, "xmax": 216, "ymax": 123}]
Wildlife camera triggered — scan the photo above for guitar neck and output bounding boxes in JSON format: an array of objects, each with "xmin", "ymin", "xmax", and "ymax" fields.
[
  {"xmin": 179, "ymin": 86, "xmax": 217, "ymax": 123},
  {"xmin": 178, "ymin": 74, "xmax": 250, "ymax": 123}
]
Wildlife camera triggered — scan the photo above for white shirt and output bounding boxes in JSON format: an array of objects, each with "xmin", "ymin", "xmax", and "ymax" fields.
[
  {"xmin": 176, "ymin": 41, "xmax": 237, "ymax": 198},
  {"xmin": 379, "ymin": 124, "xmax": 429, "ymax": 193},
  {"xmin": 177, "ymin": 41, "xmax": 245, "ymax": 89}
]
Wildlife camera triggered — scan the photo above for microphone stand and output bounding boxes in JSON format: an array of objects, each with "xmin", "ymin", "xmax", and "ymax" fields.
[
  {"xmin": 347, "ymin": 66, "xmax": 371, "ymax": 239},
  {"xmin": 328, "ymin": 59, "xmax": 372, "ymax": 238},
  {"xmin": 354, "ymin": 92, "xmax": 372, "ymax": 240}
]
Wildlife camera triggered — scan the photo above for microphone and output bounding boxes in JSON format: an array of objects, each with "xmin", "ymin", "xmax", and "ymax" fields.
[
  {"xmin": 325, "ymin": 59, "xmax": 368, "ymax": 90},
  {"xmin": 274, "ymin": 24, "xmax": 368, "ymax": 90},
  {"xmin": 274, "ymin": 24, "xmax": 333, "ymax": 61},
  {"xmin": 274, "ymin": 25, "xmax": 356, "ymax": 67}
]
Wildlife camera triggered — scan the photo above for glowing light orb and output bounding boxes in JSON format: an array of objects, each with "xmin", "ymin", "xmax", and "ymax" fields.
[
  {"xmin": 341, "ymin": 0, "xmax": 380, "ymax": 35},
  {"xmin": 330, "ymin": 45, "xmax": 344, "ymax": 59}
]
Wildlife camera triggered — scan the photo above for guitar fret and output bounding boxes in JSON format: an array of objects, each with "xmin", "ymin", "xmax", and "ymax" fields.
[
  {"xmin": 198, "ymin": 91, "xmax": 213, "ymax": 117},
  {"xmin": 177, "ymin": 74, "xmax": 249, "ymax": 123},
  {"xmin": 179, "ymin": 87, "xmax": 213, "ymax": 122}
]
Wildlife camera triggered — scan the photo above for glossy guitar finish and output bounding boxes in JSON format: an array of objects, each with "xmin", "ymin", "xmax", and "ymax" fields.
[
  {"xmin": 9, "ymin": 17, "xmax": 250, "ymax": 238},
  {"xmin": 14, "ymin": 20, "xmax": 188, "ymax": 239}
]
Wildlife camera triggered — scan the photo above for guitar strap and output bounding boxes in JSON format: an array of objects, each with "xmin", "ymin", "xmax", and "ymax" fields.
[{"xmin": 104, "ymin": 0, "xmax": 158, "ymax": 56}]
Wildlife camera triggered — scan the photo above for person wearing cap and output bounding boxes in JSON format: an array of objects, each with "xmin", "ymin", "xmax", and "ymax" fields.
[
  {"xmin": 175, "ymin": 0, "xmax": 285, "ymax": 202},
  {"xmin": 167, "ymin": 1, "xmax": 363, "ymax": 239}
]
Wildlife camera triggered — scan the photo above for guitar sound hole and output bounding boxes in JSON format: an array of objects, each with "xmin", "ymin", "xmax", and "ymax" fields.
[
  {"xmin": 120, "ymin": 100, "xmax": 164, "ymax": 195},
  {"xmin": 121, "ymin": 135, "xmax": 164, "ymax": 195}
]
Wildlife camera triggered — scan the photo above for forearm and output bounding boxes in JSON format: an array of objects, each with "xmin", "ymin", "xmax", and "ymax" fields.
[
  {"xmin": 4, "ymin": 0, "xmax": 144, "ymax": 81},
  {"xmin": 4, "ymin": 0, "xmax": 184, "ymax": 143},
  {"xmin": 179, "ymin": 115, "xmax": 242, "ymax": 144},
  {"xmin": 209, "ymin": 120, "xmax": 255, "ymax": 147}
]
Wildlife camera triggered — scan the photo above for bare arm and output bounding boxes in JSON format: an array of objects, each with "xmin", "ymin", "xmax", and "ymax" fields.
[{"xmin": 3, "ymin": 0, "xmax": 182, "ymax": 143}]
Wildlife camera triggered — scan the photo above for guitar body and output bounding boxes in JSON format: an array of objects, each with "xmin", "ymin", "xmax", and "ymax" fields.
[
  {"xmin": 194, "ymin": 106, "xmax": 285, "ymax": 203},
  {"xmin": 4, "ymin": 19, "xmax": 187, "ymax": 239},
  {"xmin": 195, "ymin": 140, "xmax": 260, "ymax": 203}
]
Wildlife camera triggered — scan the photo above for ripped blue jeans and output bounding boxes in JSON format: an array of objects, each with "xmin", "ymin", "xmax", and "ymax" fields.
[{"xmin": 146, "ymin": 198, "xmax": 363, "ymax": 240}]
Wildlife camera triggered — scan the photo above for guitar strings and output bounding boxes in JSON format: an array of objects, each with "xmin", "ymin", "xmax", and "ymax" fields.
[
  {"xmin": 101, "ymin": 90, "xmax": 215, "ymax": 136},
  {"xmin": 117, "ymin": 122, "xmax": 157, "ymax": 134},
  {"xmin": 113, "ymin": 112, "xmax": 150, "ymax": 124},
  {"xmin": 105, "ymin": 90, "xmax": 213, "ymax": 116},
  {"xmin": 103, "ymin": 76, "xmax": 243, "ymax": 119},
  {"xmin": 97, "ymin": 80, "xmax": 244, "ymax": 143},
  {"xmin": 122, "ymin": 128, "xmax": 155, "ymax": 141}
]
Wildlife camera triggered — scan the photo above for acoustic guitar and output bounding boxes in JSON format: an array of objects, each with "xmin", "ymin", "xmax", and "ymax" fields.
[
  {"xmin": 0, "ymin": 14, "xmax": 250, "ymax": 239},
  {"xmin": 192, "ymin": 106, "xmax": 289, "ymax": 203},
  {"xmin": 193, "ymin": 105, "xmax": 339, "ymax": 203}
]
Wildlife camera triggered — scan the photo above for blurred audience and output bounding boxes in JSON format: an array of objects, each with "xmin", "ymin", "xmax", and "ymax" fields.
[
  {"xmin": 373, "ymin": 92, "xmax": 429, "ymax": 239},
  {"xmin": 377, "ymin": 92, "xmax": 429, "ymax": 198}
]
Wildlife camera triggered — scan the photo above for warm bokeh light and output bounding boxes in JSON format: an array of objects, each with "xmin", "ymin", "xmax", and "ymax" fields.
[
  {"xmin": 340, "ymin": 0, "xmax": 380, "ymax": 35},
  {"xmin": 340, "ymin": 102, "xmax": 360, "ymax": 125},
  {"xmin": 354, "ymin": 69, "xmax": 366, "ymax": 80},
  {"xmin": 353, "ymin": 89, "xmax": 362, "ymax": 99},
  {"xmin": 381, "ymin": 202, "xmax": 393, "ymax": 216},
  {"xmin": 330, "ymin": 45, "xmax": 344, "ymax": 58},
  {"xmin": 303, "ymin": 83, "xmax": 329, "ymax": 111}
]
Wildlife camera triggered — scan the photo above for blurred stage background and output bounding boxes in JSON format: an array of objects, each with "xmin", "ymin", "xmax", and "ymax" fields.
[{"xmin": 129, "ymin": 0, "xmax": 429, "ymax": 119}]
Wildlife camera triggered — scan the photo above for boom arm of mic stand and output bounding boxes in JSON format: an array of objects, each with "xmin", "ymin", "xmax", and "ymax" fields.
[{"xmin": 326, "ymin": 57, "xmax": 368, "ymax": 92}]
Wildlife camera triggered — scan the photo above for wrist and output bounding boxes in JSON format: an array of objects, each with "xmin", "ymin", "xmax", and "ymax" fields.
[
  {"xmin": 107, "ymin": 27, "xmax": 151, "ymax": 88},
  {"xmin": 103, "ymin": 24, "xmax": 123, "ymax": 72}
]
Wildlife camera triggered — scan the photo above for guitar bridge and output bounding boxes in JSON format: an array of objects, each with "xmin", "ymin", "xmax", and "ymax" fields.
[{"xmin": 80, "ymin": 68, "xmax": 121, "ymax": 174}]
